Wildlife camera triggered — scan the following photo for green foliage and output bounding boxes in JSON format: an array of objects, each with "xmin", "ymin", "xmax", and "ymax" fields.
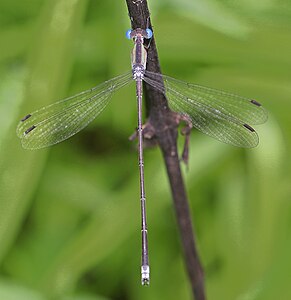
[{"xmin": 0, "ymin": 0, "xmax": 290, "ymax": 299}]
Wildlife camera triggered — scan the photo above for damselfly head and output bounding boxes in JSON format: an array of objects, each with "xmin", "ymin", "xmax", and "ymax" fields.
[{"xmin": 126, "ymin": 28, "xmax": 153, "ymax": 40}]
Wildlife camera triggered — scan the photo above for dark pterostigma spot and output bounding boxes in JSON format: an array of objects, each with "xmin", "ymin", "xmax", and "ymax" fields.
[
  {"xmin": 243, "ymin": 124, "xmax": 255, "ymax": 132},
  {"xmin": 24, "ymin": 125, "xmax": 36, "ymax": 135},
  {"xmin": 21, "ymin": 114, "xmax": 32, "ymax": 122},
  {"xmin": 250, "ymin": 99, "xmax": 262, "ymax": 107}
]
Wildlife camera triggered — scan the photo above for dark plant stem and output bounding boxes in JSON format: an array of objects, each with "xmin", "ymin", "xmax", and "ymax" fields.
[{"xmin": 125, "ymin": 1, "xmax": 206, "ymax": 299}]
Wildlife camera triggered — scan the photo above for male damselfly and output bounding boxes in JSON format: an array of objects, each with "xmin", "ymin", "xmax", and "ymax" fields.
[{"xmin": 17, "ymin": 28, "xmax": 268, "ymax": 285}]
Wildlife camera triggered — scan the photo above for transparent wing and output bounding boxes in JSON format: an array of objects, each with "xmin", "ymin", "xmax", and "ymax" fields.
[
  {"xmin": 17, "ymin": 72, "xmax": 133, "ymax": 149},
  {"xmin": 144, "ymin": 71, "xmax": 268, "ymax": 148}
]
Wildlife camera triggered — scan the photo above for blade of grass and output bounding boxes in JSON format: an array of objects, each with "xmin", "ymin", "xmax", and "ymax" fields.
[{"xmin": 0, "ymin": 0, "xmax": 88, "ymax": 264}]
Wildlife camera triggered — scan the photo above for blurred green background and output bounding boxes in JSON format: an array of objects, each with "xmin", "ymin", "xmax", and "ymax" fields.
[{"xmin": 0, "ymin": 0, "xmax": 290, "ymax": 299}]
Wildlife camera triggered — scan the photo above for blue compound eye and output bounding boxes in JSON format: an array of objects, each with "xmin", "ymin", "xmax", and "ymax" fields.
[
  {"xmin": 146, "ymin": 28, "xmax": 153, "ymax": 39},
  {"xmin": 126, "ymin": 29, "xmax": 132, "ymax": 40}
]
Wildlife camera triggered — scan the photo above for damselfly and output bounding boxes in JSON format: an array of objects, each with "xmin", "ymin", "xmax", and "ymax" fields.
[{"xmin": 17, "ymin": 28, "xmax": 268, "ymax": 285}]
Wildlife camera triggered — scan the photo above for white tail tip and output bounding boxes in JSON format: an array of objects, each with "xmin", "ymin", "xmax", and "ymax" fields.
[{"xmin": 141, "ymin": 265, "xmax": 150, "ymax": 285}]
